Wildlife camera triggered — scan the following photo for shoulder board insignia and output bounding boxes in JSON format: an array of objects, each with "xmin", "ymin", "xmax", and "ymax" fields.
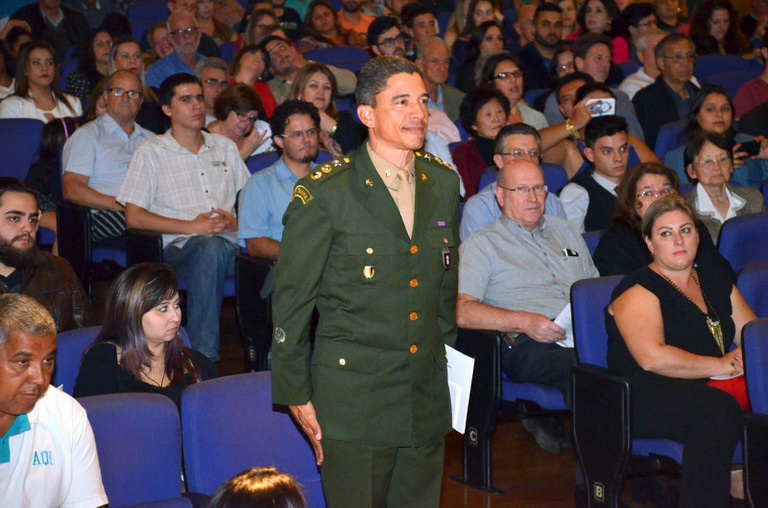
[
  {"xmin": 321, "ymin": 164, "xmax": 332, "ymax": 173},
  {"xmin": 343, "ymin": 157, "xmax": 350, "ymax": 163},
  {"xmin": 292, "ymin": 185, "xmax": 313, "ymax": 204},
  {"xmin": 310, "ymin": 171, "xmax": 323, "ymax": 180}
]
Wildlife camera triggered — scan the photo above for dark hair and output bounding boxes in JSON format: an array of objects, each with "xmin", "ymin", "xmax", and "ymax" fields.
[
  {"xmin": 5, "ymin": 25, "xmax": 31, "ymax": 54},
  {"xmin": 573, "ymin": 32, "xmax": 612, "ymax": 60},
  {"xmin": 270, "ymin": 99, "xmax": 320, "ymax": 139},
  {"xmin": 459, "ymin": 87, "xmax": 510, "ymax": 136},
  {"xmin": 207, "ymin": 467, "xmax": 308, "ymax": 508},
  {"xmin": 0, "ymin": 178, "xmax": 37, "ymax": 208},
  {"xmin": 641, "ymin": 194, "xmax": 697, "ymax": 239},
  {"xmin": 0, "ymin": 41, "xmax": 16, "ymax": 80},
  {"xmin": 612, "ymin": 162, "xmax": 679, "ymax": 232},
  {"xmin": 576, "ymin": 0, "xmax": 621, "ymax": 37},
  {"xmin": 535, "ymin": 3, "xmax": 563, "ymax": 22},
  {"xmin": 287, "ymin": 62, "xmax": 338, "ymax": 117},
  {"xmin": 617, "ymin": 3, "xmax": 656, "ymax": 39},
  {"xmin": 13, "ymin": 40, "xmax": 75, "ymax": 113},
  {"xmin": 79, "ymin": 29, "xmax": 113, "ymax": 83},
  {"xmin": 99, "ymin": 12, "xmax": 133, "ymax": 38},
  {"xmin": 32, "ymin": 117, "xmax": 79, "ymax": 191},
  {"xmin": 367, "ymin": 15, "xmax": 401, "ymax": 47},
  {"xmin": 683, "ymin": 130, "xmax": 734, "ymax": 174},
  {"xmin": 574, "ymin": 81, "xmax": 615, "ymax": 103},
  {"xmin": 148, "ymin": 21, "xmax": 168, "ymax": 50},
  {"xmin": 555, "ymin": 70, "xmax": 594, "ymax": 103},
  {"xmin": 355, "ymin": 56, "xmax": 420, "ymax": 107},
  {"xmin": 682, "ymin": 83, "xmax": 736, "ymax": 140},
  {"xmin": 258, "ymin": 34, "xmax": 290, "ymax": 53},
  {"xmin": 653, "ymin": 32, "xmax": 693, "ymax": 61},
  {"xmin": 213, "ymin": 83, "xmax": 264, "ymax": 123},
  {"xmin": 549, "ymin": 42, "xmax": 575, "ymax": 83},
  {"xmin": 481, "ymin": 51, "xmax": 526, "ymax": 87},
  {"xmin": 583, "ymin": 114, "xmax": 627, "ymax": 148},
  {"xmin": 461, "ymin": 0, "xmax": 499, "ymax": 37},
  {"xmin": 302, "ymin": 0, "xmax": 343, "ymax": 41},
  {"xmin": 244, "ymin": 6, "xmax": 278, "ymax": 46},
  {"xmin": 85, "ymin": 75, "xmax": 110, "ymax": 121},
  {"xmin": 464, "ymin": 20, "xmax": 503, "ymax": 68},
  {"xmin": 401, "ymin": 3, "xmax": 434, "ymax": 30},
  {"xmin": 158, "ymin": 73, "xmax": 201, "ymax": 107},
  {"xmin": 90, "ymin": 263, "xmax": 203, "ymax": 385},
  {"xmin": 232, "ymin": 44, "xmax": 270, "ymax": 81},
  {"xmin": 494, "ymin": 122, "xmax": 542, "ymax": 154},
  {"xmin": 689, "ymin": 0, "xmax": 749, "ymax": 55}
]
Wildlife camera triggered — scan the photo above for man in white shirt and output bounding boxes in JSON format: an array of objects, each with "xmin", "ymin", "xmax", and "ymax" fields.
[{"xmin": 0, "ymin": 293, "xmax": 107, "ymax": 507}]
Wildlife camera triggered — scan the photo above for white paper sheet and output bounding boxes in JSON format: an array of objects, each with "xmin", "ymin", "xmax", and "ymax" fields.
[
  {"xmin": 445, "ymin": 344, "xmax": 475, "ymax": 434},
  {"xmin": 553, "ymin": 304, "xmax": 574, "ymax": 348}
]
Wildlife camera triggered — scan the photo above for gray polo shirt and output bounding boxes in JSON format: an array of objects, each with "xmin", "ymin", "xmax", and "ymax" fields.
[{"xmin": 458, "ymin": 215, "xmax": 599, "ymax": 318}]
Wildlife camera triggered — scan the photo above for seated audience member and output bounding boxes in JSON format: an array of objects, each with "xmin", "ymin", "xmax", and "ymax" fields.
[
  {"xmin": 738, "ymin": 101, "xmax": 768, "ymax": 137},
  {"xmin": 482, "ymin": 52, "xmax": 548, "ymax": 129},
  {"xmin": 0, "ymin": 43, "xmax": 15, "ymax": 100},
  {"xmin": 238, "ymin": 6, "xmax": 281, "ymax": 51},
  {"xmin": 65, "ymin": 29, "xmax": 112, "ymax": 102},
  {"xmin": 10, "ymin": 0, "xmax": 89, "ymax": 60},
  {"xmin": 733, "ymin": 32, "xmax": 768, "ymax": 119},
  {"xmin": 266, "ymin": 0, "xmax": 303, "ymax": 41},
  {"xmin": 109, "ymin": 36, "xmax": 167, "ymax": 134},
  {"xmin": 550, "ymin": 42, "xmax": 576, "ymax": 84},
  {"xmin": 455, "ymin": 20, "xmax": 506, "ymax": 94},
  {"xmin": 230, "ymin": 45, "xmax": 278, "ymax": 119},
  {"xmin": 0, "ymin": 41, "xmax": 82, "ymax": 122},
  {"xmin": 568, "ymin": 0, "xmax": 630, "ymax": 64},
  {"xmin": 146, "ymin": 12, "xmax": 207, "ymax": 89},
  {"xmin": 558, "ymin": 0, "xmax": 578, "ymax": 39},
  {"xmin": 682, "ymin": 131, "xmax": 765, "ymax": 240},
  {"xmin": 560, "ymin": 115, "xmax": 629, "ymax": 232},
  {"xmin": 238, "ymin": 100, "xmax": 320, "ymax": 261},
  {"xmin": 367, "ymin": 15, "xmax": 407, "ymax": 58},
  {"xmin": 74, "ymin": 263, "xmax": 218, "ymax": 407},
  {"xmin": 196, "ymin": 56, "xmax": 231, "ymax": 126},
  {"xmin": 593, "ymin": 162, "xmax": 733, "ymax": 277},
  {"xmin": 63, "ymin": 70, "xmax": 154, "ymax": 243},
  {"xmin": 208, "ymin": 83, "xmax": 273, "ymax": 159},
  {"xmin": 197, "ymin": 0, "xmax": 232, "ymax": 46},
  {"xmin": 633, "ymin": 33, "xmax": 699, "ymax": 150},
  {"xmin": 451, "ymin": 0, "xmax": 518, "ymax": 73},
  {"xmin": 415, "ymin": 38, "xmax": 465, "ymax": 123},
  {"xmin": 401, "ymin": 2, "xmax": 438, "ymax": 60},
  {"xmin": 287, "ymin": 62, "xmax": 365, "ymax": 156},
  {"xmin": 617, "ymin": 3, "xmax": 658, "ymax": 63},
  {"xmin": 544, "ymin": 34, "xmax": 643, "ymax": 139},
  {"xmin": 739, "ymin": 0, "xmax": 768, "ymax": 46},
  {"xmin": 117, "ymin": 73, "xmax": 250, "ymax": 362},
  {"xmin": 619, "ymin": 28, "xmax": 667, "ymax": 100},
  {"xmin": 298, "ymin": 0, "xmax": 365, "ymax": 51},
  {"xmin": 0, "ymin": 294, "xmax": 107, "ymax": 506},
  {"xmin": 147, "ymin": 21, "xmax": 174, "ymax": 61},
  {"xmin": 454, "ymin": 88, "xmax": 510, "ymax": 198},
  {"xmin": 0, "ymin": 180, "xmax": 90, "ymax": 332},
  {"xmin": 337, "ymin": 0, "xmax": 374, "ymax": 38},
  {"xmin": 457, "ymin": 158, "xmax": 598, "ymax": 451},
  {"xmin": 689, "ymin": 0, "xmax": 750, "ymax": 56},
  {"xmin": 208, "ymin": 467, "xmax": 308, "ymax": 508},
  {"xmin": 82, "ymin": 76, "xmax": 109, "ymax": 121},
  {"xmin": 514, "ymin": 4, "xmax": 537, "ymax": 51},
  {"xmin": 517, "ymin": 4, "xmax": 564, "ymax": 91},
  {"xmin": 163, "ymin": 0, "xmax": 222, "ymax": 57},
  {"xmin": 4, "ymin": 24, "xmax": 33, "ymax": 59},
  {"xmin": 260, "ymin": 35, "xmax": 356, "ymax": 104},
  {"xmin": 663, "ymin": 84, "xmax": 768, "ymax": 189},
  {"xmin": 607, "ymin": 195, "xmax": 753, "ymax": 507},
  {"xmin": 655, "ymin": 0, "xmax": 688, "ymax": 32},
  {"xmin": 459, "ymin": 123, "xmax": 568, "ymax": 241}
]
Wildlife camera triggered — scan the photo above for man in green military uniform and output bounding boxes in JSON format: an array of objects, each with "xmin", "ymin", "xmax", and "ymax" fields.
[{"xmin": 271, "ymin": 56, "xmax": 461, "ymax": 507}]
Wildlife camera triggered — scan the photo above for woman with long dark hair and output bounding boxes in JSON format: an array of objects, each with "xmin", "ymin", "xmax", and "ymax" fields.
[
  {"xmin": 689, "ymin": 0, "xmax": 750, "ymax": 55},
  {"xmin": 65, "ymin": 29, "xmax": 112, "ymax": 101}
]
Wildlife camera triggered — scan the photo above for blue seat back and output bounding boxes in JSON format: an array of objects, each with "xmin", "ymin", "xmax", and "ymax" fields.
[
  {"xmin": 571, "ymin": 275, "xmax": 623, "ymax": 367},
  {"xmin": 541, "ymin": 163, "xmax": 568, "ymax": 195},
  {"xmin": 743, "ymin": 318, "xmax": 768, "ymax": 415},
  {"xmin": 127, "ymin": 2, "xmax": 168, "ymax": 42},
  {"xmin": 181, "ymin": 372, "xmax": 325, "ymax": 506},
  {"xmin": 653, "ymin": 120, "xmax": 685, "ymax": 160},
  {"xmin": 78, "ymin": 393, "xmax": 188, "ymax": 507},
  {"xmin": 523, "ymin": 88, "xmax": 550, "ymax": 106},
  {"xmin": 718, "ymin": 212, "xmax": 768, "ymax": 272},
  {"xmin": 304, "ymin": 47, "xmax": 368, "ymax": 73},
  {"xmin": 618, "ymin": 60, "xmax": 641, "ymax": 77},
  {"xmin": 705, "ymin": 70, "xmax": 761, "ymax": 101},
  {"xmin": 694, "ymin": 54, "xmax": 762, "ymax": 83},
  {"xmin": 54, "ymin": 326, "xmax": 100, "ymax": 395},
  {"xmin": 738, "ymin": 260, "xmax": 768, "ymax": 318},
  {"xmin": 582, "ymin": 229, "xmax": 604, "ymax": 257},
  {"xmin": 0, "ymin": 118, "xmax": 45, "ymax": 181}
]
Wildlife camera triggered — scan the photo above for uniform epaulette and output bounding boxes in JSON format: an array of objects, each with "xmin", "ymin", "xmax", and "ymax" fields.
[
  {"xmin": 307, "ymin": 156, "xmax": 351, "ymax": 183},
  {"xmin": 415, "ymin": 150, "xmax": 453, "ymax": 171}
]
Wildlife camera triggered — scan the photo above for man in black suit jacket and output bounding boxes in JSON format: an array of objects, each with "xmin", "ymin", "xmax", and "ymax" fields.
[
  {"xmin": 517, "ymin": 3, "xmax": 563, "ymax": 91},
  {"xmin": 11, "ymin": 0, "xmax": 89, "ymax": 60},
  {"xmin": 632, "ymin": 33, "xmax": 699, "ymax": 150}
]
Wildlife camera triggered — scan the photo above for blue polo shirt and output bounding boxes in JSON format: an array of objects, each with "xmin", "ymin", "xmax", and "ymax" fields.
[{"xmin": 146, "ymin": 51, "xmax": 204, "ymax": 88}]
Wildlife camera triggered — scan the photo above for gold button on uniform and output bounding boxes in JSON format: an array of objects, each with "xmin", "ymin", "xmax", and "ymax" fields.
[
  {"xmin": 409, "ymin": 312, "xmax": 418, "ymax": 321},
  {"xmin": 409, "ymin": 278, "xmax": 418, "ymax": 288},
  {"xmin": 339, "ymin": 358, "xmax": 346, "ymax": 366},
  {"xmin": 366, "ymin": 247, "xmax": 373, "ymax": 254},
  {"xmin": 410, "ymin": 345, "xmax": 418, "ymax": 354},
  {"xmin": 410, "ymin": 245, "xmax": 418, "ymax": 254}
]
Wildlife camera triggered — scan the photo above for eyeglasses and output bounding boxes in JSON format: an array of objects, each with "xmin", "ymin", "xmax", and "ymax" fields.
[
  {"xmin": 557, "ymin": 62, "xmax": 574, "ymax": 72},
  {"xmin": 497, "ymin": 184, "xmax": 548, "ymax": 195},
  {"xmin": 203, "ymin": 78, "xmax": 229, "ymax": 89},
  {"xmin": 170, "ymin": 26, "xmax": 199, "ymax": 38},
  {"xmin": 493, "ymin": 70, "xmax": 523, "ymax": 81},
  {"xmin": 497, "ymin": 149, "xmax": 541, "ymax": 160},
  {"xmin": 95, "ymin": 39, "xmax": 113, "ymax": 48},
  {"xmin": 377, "ymin": 33, "xmax": 409, "ymax": 48},
  {"xmin": 662, "ymin": 53, "xmax": 696, "ymax": 63},
  {"xmin": 236, "ymin": 112, "xmax": 258, "ymax": 122},
  {"xmin": 107, "ymin": 88, "xmax": 143, "ymax": 99},
  {"xmin": 635, "ymin": 188, "xmax": 676, "ymax": 199},
  {"xmin": 278, "ymin": 128, "xmax": 319, "ymax": 139},
  {"xmin": 695, "ymin": 155, "xmax": 731, "ymax": 170}
]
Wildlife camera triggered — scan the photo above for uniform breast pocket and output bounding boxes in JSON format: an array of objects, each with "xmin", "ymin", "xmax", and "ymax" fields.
[
  {"xmin": 426, "ymin": 228, "xmax": 455, "ymax": 281},
  {"xmin": 346, "ymin": 234, "xmax": 394, "ymax": 287}
]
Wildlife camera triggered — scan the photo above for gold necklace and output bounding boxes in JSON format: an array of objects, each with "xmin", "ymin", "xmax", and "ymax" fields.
[{"xmin": 657, "ymin": 270, "xmax": 725, "ymax": 355}]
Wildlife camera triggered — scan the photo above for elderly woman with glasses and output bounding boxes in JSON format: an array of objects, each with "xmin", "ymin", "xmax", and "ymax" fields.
[
  {"xmin": 207, "ymin": 83, "xmax": 273, "ymax": 159},
  {"xmin": 593, "ymin": 162, "xmax": 733, "ymax": 277}
]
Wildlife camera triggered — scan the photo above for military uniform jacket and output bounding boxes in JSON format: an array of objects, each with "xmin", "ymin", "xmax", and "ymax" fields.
[{"xmin": 271, "ymin": 145, "xmax": 461, "ymax": 447}]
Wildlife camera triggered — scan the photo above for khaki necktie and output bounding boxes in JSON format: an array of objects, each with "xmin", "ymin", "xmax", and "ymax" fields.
[{"xmin": 396, "ymin": 168, "xmax": 414, "ymax": 238}]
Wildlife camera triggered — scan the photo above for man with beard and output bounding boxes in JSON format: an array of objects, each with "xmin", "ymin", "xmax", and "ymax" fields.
[
  {"xmin": 147, "ymin": 11, "xmax": 207, "ymax": 88},
  {"xmin": 517, "ymin": 4, "xmax": 563, "ymax": 91},
  {"xmin": 367, "ymin": 15, "xmax": 407, "ymax": 57},
  {"xmin": 337, "ymin": 0, "xmax": 373, "ymax": 37},
  {"xmin": 0, "ymin": 180, "xmax": 90, "ymax": 332},
  {"xmin": 271, "ymin": 56, "xmax": 460, "ymax": 507},
  {"xmin": 238, "ymin": 100, "xmax": 320, "ymax": 261}
]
